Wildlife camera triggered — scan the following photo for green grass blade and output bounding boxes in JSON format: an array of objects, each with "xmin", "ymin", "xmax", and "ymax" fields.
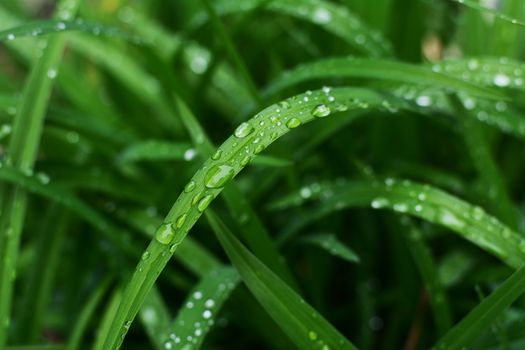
[
  {"xmin": 172, "ymin": 95, "xmax": 297, "ymax": 285},
  {"xmin": 119, "ymin": 140, "xmax": 194, "ymax": 163},
  {"xmin": 162, "ymin": 266, "xmax": 240, "ymax": 349},
  {"xmin": 206, "ymin": 211, "xmax": 358, "ymax": 350},
  {"xmin": 275, "ymin": 179, "xmax": 525, "ymax": 269},
  {"xmin": 93, "ymin": 289, "xmax": 122, "ymax": 350},
  {"xmin": 16, "ymin": 208, "xmax": 70, "ymax": 342},
  {"xmin": 0, "ymin": 19, "xmax": 134, "ymax": 42},
  {"xmin": 432, "ymin": 264, "xmax": 525, "ymax": 350},
  {"xmin": 300, "ymin": 233, "xmax": 360, "ymax": 263},
  {"xmin": 399, "ymin": 218, "xmax": 452, "ymax": 335},
  {"xmin": 434, "ymin": 57, "xmax": 525, "ymax": 91},
  {"xmin": 139, "ymin": 287, "xmax": 172, "ymax": 350},
  {"xmin": 452, "ymin": 0, "xmax": 525, "ymax": 27},
  {"xmin": 265, "ymin": 57, "xmax": 503, "ymax": 99},
  {"xmin": 0, "ymin": 0, "xmax": 81, "ymax": 346},
  {"xmin": 198, "ymin": 0, "xmax": 262, "ymax": 105},
  {"xmin": 100, "ymin": 87, "xmax": 409, "ymax": 349},
  {"xmin": 67, "ymin": 277, "xmax": 112, "ymax": 350},
  {"xmin": 0, "ymin": 166, "xmax": 138, "ymax": 255},
  {"xmin": 190, "ymin": 0, "xmax": 393, "ymax": 57}
]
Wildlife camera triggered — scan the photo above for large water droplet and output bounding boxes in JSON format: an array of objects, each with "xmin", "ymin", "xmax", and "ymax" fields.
[
  {"xmin": 204, "ymin": 164, "xmax": 235, "ymax": 189},
  {"xmin": 155, "ymin": 222, "xmax": 175, "ymax": 245},
  {"xmin": 312, "ymin": 104, "xmax": 331, "ymax": 117},
  {"xmin": 234, "ymin": 122, "xmax": 254, "ymax": 138}
]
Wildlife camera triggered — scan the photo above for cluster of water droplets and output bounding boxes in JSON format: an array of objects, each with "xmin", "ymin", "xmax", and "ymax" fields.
[
  {"xmin": 162, "ymin": 271, "xmax": 238, "ymax": 349},
  {"xmin": 366, "ymin": 178, "xmax": 525, "ymax": 262},
  {"xmin": 434, "ymin": 57, "xmax": 524, "ymax": 89}
]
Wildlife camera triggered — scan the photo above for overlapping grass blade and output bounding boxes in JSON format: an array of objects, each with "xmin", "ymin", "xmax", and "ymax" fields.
[
  {"xmin": 139, "ymin": 287, "xmax": 172, "ymax": 350},
  {"xmin": 275, "ymin": 179, "xmax": 525, "ymax": 269},
  {"xmin": 0, "ymin": 19, "xmax": 134, "ymax": 42},
  {"xmin": 190, "ymin": 0, "xmax": 393, "ymax": 57},
  {"xmin": 161, "ymin": 266, "xmax": 240, "ymax": 349},
  {"xmin": 452, "ymin": 0, "xmax": 525, "ymax": 27},
  {"xmin": 0, "ymin": 166, "xmax": 137, "ymax": 255},
  {"xmin": 300, "ymin": 233, "xmax": 360, "ymax": 263},
  {"xmin": 265, "ymin": 57, "xmax": 503, "ymax": 98},
  {"xmin": 0, "ymin": 0, "xmax": 81, "ymax": 346},
  {"xmin": 432, "ymin": 265, "xmax": 525, "ymax": 350},
  {"xmin": 100, "ymin": 87, "xmax": 413, "ymax": 348},
  {"xmin": 207, "ymin": 211, "xmax": 357, "ymax": 350}
]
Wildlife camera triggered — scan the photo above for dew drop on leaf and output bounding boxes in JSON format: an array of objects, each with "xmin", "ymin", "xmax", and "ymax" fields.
[
  {"xmin": 204, "ymin": 164, "xmax": 235, "ymax": 189},
  {"xmin": 197, "ymin": 194, "xmax": 214, "ymax": 212},
  {"xmin": 155, "ymin": 222, "xmax": 175, "ymax": 245},
  {"xmin": 234, "ymin": 122, "xmax": 254, "ymax": 138},
  {"xmin": 286, "ymin": 118, "xmax": 301, "ymax": 129},
  {"xmin": 312, "ymin": 104, "xmax": 331, "ymax": 117}
]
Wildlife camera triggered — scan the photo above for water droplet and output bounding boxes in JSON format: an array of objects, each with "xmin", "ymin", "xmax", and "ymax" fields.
[
  {"xmin": 204, "ymin": 163, "xmax": 235, "ymax": 189},
  {"xmin": 371, "ymin": 198, "xmax": 389, "ymax": 209},
  {"xmin": 234, "ymin": 122, "xmax": 254, "ymax": 138},
  {"xmin": 313, "ymin": 7, "xmax": 332, "ymax": 24},
  {"xmin": 254, "ymin": 144, "xmax": 264, "ymax": 154},
  {"xmin": 193, "ymin": 291, "xmax": 203, "ymax": 299},
  {"xmin": 416, "ymin": 95, "xmax": 432, "ymax": 107},
  {"xmin": 197, "ymin": 194, "xmax": 214, "ymax": 212},
  {"xmin": 184, "ymin": 148, "xmax": 197, "ymax": 161},
  {"xmin": 155, "ymin": 222, "xmax": 175, "ymax": 245},
  {"xmin": 184, "ymin": 180, "xmax": 196, "ymax": 193},
  {"xmin": 312, "ymin": 104, "xmax": 331, "ymax": 117},
  {"xmin": 212, "ymin": 149, "xmax": 222, "ymax": 160},
  {"xmin": 494, "ymin": 73, "xmax": 511, "ymax": 87},
  {"xmin": 47, "ymin": 68, "xmax": 57, "ymax": 79},
  {"xmin": 141, "ymin": 251, "xmax": 150, "ymax": 261},
  {"xmin": 175, "ymin": 214, "xmax": 187, "ymax": 228},
  {"xmin": 7, "ymin": 33, "xmax": 15, "ymax": 41},
  {"xmin": 286, "ymin": 118, "xmax": 301, "ymax": 129},
  {"xmin": 205, "ymin": 299, "xmax": 215, "ymax": 308},
  {"xmin": 308, "ymin": 331, "xmax": 318, "ymax": 341},
  {"xmin": 56, "ymin": 22, "xmax": 66, "ymax": 30},
  {"xmin": 240, "ymin": 156, "xmax": 250, "ymax": 166},
  {"xmin": 203, "ymin": 310, "xmax": 212, "ymax": 319},
  {"xmin": 192, "ymin": 192, "xmax": 202, "ymax": 206}
]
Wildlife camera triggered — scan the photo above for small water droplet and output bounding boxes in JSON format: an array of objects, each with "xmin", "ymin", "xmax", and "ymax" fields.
[
  {"xmin": 416, "ymin": 95, "xmax": 432, "ymax": 107},
  {"xmin": 184, "ymin": 180, "xmax": 196, "ymax": 193},
  {"xmin": 202, "ymin": 310, "xmax": 212, "ymax": 319},
  {"xmin": 175, "ymin": 214, "xmax": 187, "ymax": 228},
  {"xmin": 47, "ymin": 68, "xmax": 57, "ymax": 79},
  {"xmin": 7, "ymin": 33, "xmax": 15, "ymax": 41},
  {"xmin": 204, "ymin": 163, "xmax": 235, "ymax": 189},
  {"xmin": 197, "ymin": 194, "xmax": 214, "ymax": 212},
  {"xmin": 212, "ymin": 149, "xmax": 222, "ymax": 160},
  {"xmin": 308, "ymin": 331, "xmax": 318, "ymax": 341},
  {"xmin": 312, "ymin": 7, "xmax": 332, "ymax": 24},
  {"xmin": 312, "ymin": 104, "xmax": 331, "ymax": 117},
  {"xmin": 286, "ymin": 118, "xmax": 301, "ymax": 129},
  {"xmin": 234, "ymin": 122, "xmax": 254, "ymax": 138},
  {"xmin": 205, "ymin": 299, "xmax": 215, "ymax": 308},
  {"xmin": 184, "ymin": 148, "xmax": 197, "ymax": 161},
  {"xmin": 141, "ymin": 251, "xmax": 150, "ymax": 260},
  {"xmin": 371, "ymin": 198, "xmax": 389, "ymax": 209}
]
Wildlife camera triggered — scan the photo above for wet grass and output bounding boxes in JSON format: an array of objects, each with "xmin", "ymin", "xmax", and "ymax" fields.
[{"xmin": 1, "ymin": 0, "xmax": 525, "ymax": 349}]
